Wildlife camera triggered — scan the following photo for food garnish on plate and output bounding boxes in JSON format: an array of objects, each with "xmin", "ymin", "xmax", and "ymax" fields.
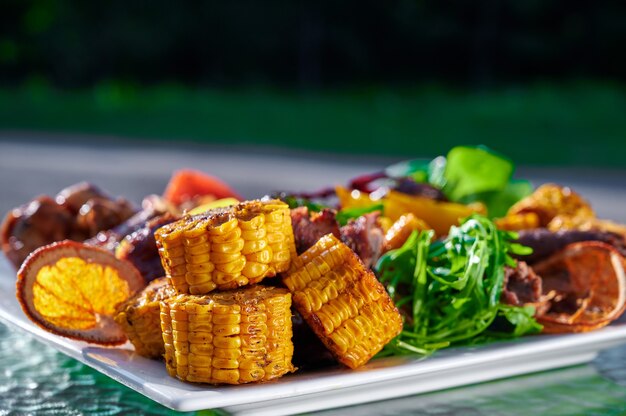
[{"xmin": 4, "ymin": 146, "xmax": 626, "ymax": 386}]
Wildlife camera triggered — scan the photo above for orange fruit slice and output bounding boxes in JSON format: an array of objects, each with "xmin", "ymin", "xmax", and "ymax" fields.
[
  {"xmin": 17, "ymin": 240, "xmax": 145, "ymax": 345},
  {"xmin": 534, "ymin": 241, "xmax": 626, "ymax": 333}
]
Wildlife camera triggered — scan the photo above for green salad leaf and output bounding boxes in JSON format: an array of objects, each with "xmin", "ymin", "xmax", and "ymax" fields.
[
  {"xmin": 383, "ymin": 145, "xmax": 532, "ymax": 218},
  {"xmin": 376, "ymin": 215, "xmax": 541, "ymax": 356},
  {"xmin": 443, "ymin": 145, "xmax": 513, "ymax": 202}
]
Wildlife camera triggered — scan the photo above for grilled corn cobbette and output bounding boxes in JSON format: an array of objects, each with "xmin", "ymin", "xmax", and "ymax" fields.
[
  {"xmin": 155, "ymin": 199, "xmax": 296, "ymax": 294},
  {"xmin": 160, "ymin": 285, "xmax": 295, "ymax": 384},
  {"xmin": 284, "ymin": 234, "xmax": 403, "ymax": 369},
  {"xmin": 114, "ymin": 277, "xmax": 177, "ymax": 358}
]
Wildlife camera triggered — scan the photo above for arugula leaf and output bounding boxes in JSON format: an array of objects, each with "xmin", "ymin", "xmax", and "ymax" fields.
[
  {"xmin": 336, "ymin": 203, "xmax": 384, "ymax": 226},
  {"xmin": 498, "ymin": 304, "xmax": 543, "ymax": 337},
  {"xmin": 376, "ymin": 214, "xmax": 540, "ymax": 356}
]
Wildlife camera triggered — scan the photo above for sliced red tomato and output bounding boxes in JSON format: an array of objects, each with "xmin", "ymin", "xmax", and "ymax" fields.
[{"xmin": 163, "ymin": 170, "xmax": 243, "ymax": 205}]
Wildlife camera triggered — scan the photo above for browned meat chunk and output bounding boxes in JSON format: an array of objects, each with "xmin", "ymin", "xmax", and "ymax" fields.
[
  {"xmin": 115, "ymin": 213, "xmax": 177, "ymax": 282},
  {"xmin": 502, "ymin": 261, "xmax": 551, "ymax": 316},
  {"xmin": 76, "ymin": 197, "xmax": 135, "ymax": 238},
  {"xmin": 340, "ymin": 212, "xmax": 385, "ymax": 269},
  {"xmin": 290, "ymin": 206, "xmax": 385, "ymax": 268},
  {"xmin": 1, "ymin": 196, "xmax": 76, "ymax": 267},
  {"xmin": 56, "ymin": 182, "xmax": 108, "ymax": 215},
  {"xmin": 85, "ymin": 196, "xmax": 174, "ymax": 252},
  {"xmin": 515, "ymin": 228, "xmax": 626, "ymax": 264},
  {"xmin": 290, "ymin": 207, "xmax": 340, "ymax": 254},
  {"xmin": 1, "ymin": 183, "xmax": 138, "ymax": 269}
]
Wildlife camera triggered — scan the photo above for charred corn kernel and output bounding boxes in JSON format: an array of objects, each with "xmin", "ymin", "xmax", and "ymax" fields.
[
  {"xmin": 284, "ymin": 234, "xmax": 403, "ymax": 369},
  {"xmin": 160, "ymin": 286, "xmax": 295, "ymax": 384},
  {"xmin": 114, "ymin": 277, "xmax": 176, "ymax": 359},
  {"xmin": 155, "ymin": 200, "xmax": 296, "ymax": 294},
  {"xmin": 383, "ymin": 213, "xmax": 431, "ymax": 252}
]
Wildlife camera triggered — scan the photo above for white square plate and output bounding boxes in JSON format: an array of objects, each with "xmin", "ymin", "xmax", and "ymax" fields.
[{"xmin": 2, "ymin": 257, "xmax": 626, "ymax": 415}]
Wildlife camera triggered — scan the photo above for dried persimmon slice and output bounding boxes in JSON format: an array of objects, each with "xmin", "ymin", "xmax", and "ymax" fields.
[
  {"xmin": 534, "ymin": 241, "xmax": 626, "ymax": 333},
  {"xmin": 16, "ymin": 240, "xmax": 145, "ymax": 345}
]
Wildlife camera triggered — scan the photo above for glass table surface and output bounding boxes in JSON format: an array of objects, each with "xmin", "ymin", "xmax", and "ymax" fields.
[{"xmin": 4, "ymin": 321, "xmax": 626, "ymax": 415}]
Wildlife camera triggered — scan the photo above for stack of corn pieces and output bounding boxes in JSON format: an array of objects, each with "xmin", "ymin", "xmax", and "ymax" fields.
[
  {"xmin": 154, "ymin": 199, "xmax": 297, "ymax": 384},
  {"xmin": 114, "ymin": 198, "xmax": 404, "ymax": 385}
]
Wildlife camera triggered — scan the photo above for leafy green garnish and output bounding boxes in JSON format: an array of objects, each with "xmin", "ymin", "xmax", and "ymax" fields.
[
  {"xmin": 498, "ymin": 304, "xmax": 543, "ymax": 337},
  {"xmin": 383, "ymin": 145, "xmax": 532, "ymax": 218},
  {"xmin": 336, "ymin": 203, "xmax": 384, "ymax": 226},
  {"xmin": 376, "ymin": 214, "xmax": 541, "ymax": 356},
  {"xmin": 282, "ymin": 195, "xmax": 327, "ymax": 212},
  {"xmin": 444, "ymin": 145, "xmax": 513, "ymax": 202}
]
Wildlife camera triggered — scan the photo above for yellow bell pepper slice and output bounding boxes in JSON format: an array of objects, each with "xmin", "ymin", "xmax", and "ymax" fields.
[
  {"xmin": 336, "ymin": 186, "xmax": 377, "ymax": 209},
  {"xmin": 383, "ymin": 190, "xmax": 485, "ymax": 236}
]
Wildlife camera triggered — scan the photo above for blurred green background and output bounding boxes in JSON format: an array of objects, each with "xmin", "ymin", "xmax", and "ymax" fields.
[{"xmin": 1, "ymin": 0, "xmax": 625, "ymax": 166}]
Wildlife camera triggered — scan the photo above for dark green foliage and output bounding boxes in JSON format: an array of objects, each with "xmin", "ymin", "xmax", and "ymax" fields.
[{"xmin": 376, "ymin": 215, "xmax": 541, "ymax": 356}]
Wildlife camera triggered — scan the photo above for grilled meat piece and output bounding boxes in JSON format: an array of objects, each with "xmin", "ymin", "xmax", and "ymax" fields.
[
  {"xmin": 85, "ymin": 196, "xmax": 173, "ymax": 252},
  {"xmin": 2, "ymin": 183, "xmax": 138, "ymax": 268},
  {"xmin": 56, "ymin": 182, "xmax": 106, "ymax": 214},
  {"xmin": 502, "ymin": 261, "xmax": 551, "ymax": 316},
  {"xmin": 290, "ymin": 207, "xmax": 385, "ymax": 268},
  {"xmin": 76, "ymin": 197, "xmax": 135, "ymax": 238},
  {"xmin": 115, "ymin": 213, "xmax": 177, "ymax": 282},
  {"xmin": 340, "ymin": 212, "xmax": 385, "ymax": 269},
  {"xmin": 290, "ymin": 207, "xmax": 340, "ymax": 254},
  {"xmin": 1, "ymin": 196, "xmax": 76, "ymax": 267},
  {"xmin": 515, "ymin": 228, "xmax": 626, "ymax": 264}
]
